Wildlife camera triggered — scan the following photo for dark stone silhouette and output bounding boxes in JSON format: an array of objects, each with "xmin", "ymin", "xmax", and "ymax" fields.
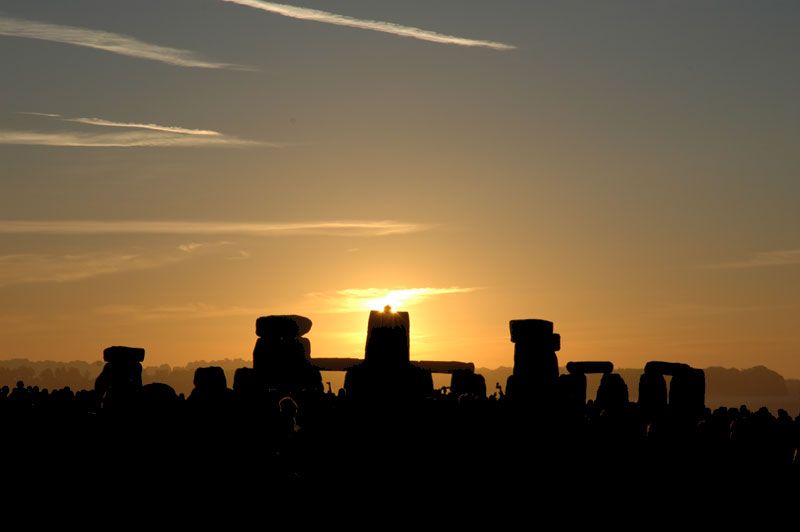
[
  {"xmin": 505, "ymin": 319, "xmax": 560, "ymax": 404},
  {"xmin": 255, "ymin": 315, "xmax": 312, "ymax": 338},
  {"xmin": 670, "ymin": 368, "xmax": 706, "ymax": 417},
  {"xmin": 140, "ymin": 382, "xmax": 178, "ymax": 412},
  {"xmin": 596, "ymin": 373, "xmax": 629, "ymax": 411},
  {"xmin": 560, "ymin": 361, "xmax": 614, "ymax": 410},
  {"xmin": 644, "ymin": 361, "xmax": 690, "ymax": 376},
  {"xmin": 451, "ymin": 369, "xmax": 486, "ymax": 398},
  {"xmin": 188, "ymin": 366, "xmax": 233, "ymax": 406},
  {"xmin": 558, "ymin": 372, "xmax": 588, "ymax": 409},
  {"xmin": 365, "ymin": 306, "xmax": 410, "ymax": 365},
  {"xmin": 103, "ymin": 346, "xmax": 145, "ymax": 363},
  {"xmin": 344, "ymin": 306, "xmax": 433, "ymax": 400},
  {"xmin": 252, "ymin": 315, "xmax": 322, "ymax": 395},
  {"xmin": 233, "ymin": 367, "xmax": 258, "ymax": 396},
  {"xmin": 638, "ymin": 372, "xmax": 668, "ymax": 414},
  {"xmin": 566, "ymin": 361, "xmax": 614, "ymax": 375},
  {"xmin": 643, "ymin": 361, "xmax": 706, "ymax": 417},
  {"xmin": 94, "ymin": 345, "xmax": 144, "ymax": 409},
  {"xmin": 192, "ymin": 366, "xmax": 227, "ymax": 392}
]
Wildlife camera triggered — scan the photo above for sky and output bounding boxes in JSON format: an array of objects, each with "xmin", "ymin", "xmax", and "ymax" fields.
[{"xmin": 0, "ymin": 1, "xmax": 798, "ymax": 375}]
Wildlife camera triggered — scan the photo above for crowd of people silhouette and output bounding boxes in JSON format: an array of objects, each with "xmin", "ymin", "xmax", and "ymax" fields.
[{"xmin": 1, "ymin": 308, "xmax": 798, "ymax": 486}]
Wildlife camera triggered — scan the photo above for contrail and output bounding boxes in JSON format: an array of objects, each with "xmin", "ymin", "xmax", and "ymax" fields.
[
  {"xmin": 63, "ymin": 117, "xmax": 222, "ymax": 136},
  {"xmin": 0, "ymin": 220, "xmax": 429, "ymax": 237},
  {"xmin": 0, "ymin": 15, "xmax": 252, "ymax": 69},
  {"xmin": 11, "ymin": 113, "xmax": 266, "ymax": 146},
  {"xmin": 0, "ymin": 130, "xmax": 264, "ymax": 147},
  {"xmin": 18, "ymin": 112, "xmax": 62, "ymax": 118},
  {"xmin": 221, "ymin": 0, "xmax": 515, "ymax": 50}
]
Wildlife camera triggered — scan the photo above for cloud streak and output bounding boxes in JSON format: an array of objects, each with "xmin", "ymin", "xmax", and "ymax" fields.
[
  {"xmin": 222, "ymin": 0, "xmax": 515, "ymax": 50},
  {"xmin": 64, "ymin": 117, "xmax": 222, "ymax": 136},
  {"xmin": 706, "ymin": 249, "xmax": 800, "ymax": 269},
  {"xmin": 0, "ymin": 220, "xmax": 429, "ymax": 237},
  {"xmin": 177, "ymin": 241, "xmax": 232, "ymax": 253},
  {"xmin": 19, "ymin": 112, "xmax": 61, "ymax": 118},
  {"xmin": 6, "ymin": 112, "xmax": 267, "ymax": 148},
  {"xmin": 0, "ymin": 130, "xmax": 263, "ymax": 148},
  {"xmin": 0, "ymin": 15, "xmax": 250, "ymax": 70},
  {"xmin": 311, "ymin": 286, "xmax": 481, "ymax": 313}
]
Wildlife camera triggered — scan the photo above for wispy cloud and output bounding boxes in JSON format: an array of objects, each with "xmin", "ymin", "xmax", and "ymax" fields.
[
  {"xmin": 706, "ymin": 249, "xmax": 800, "ymax": 270},
  {"xmin": 177, "ymin": 241, "xmax": 232, "ymax": 253},
  {"xmin": 0, "ymin": 220, "xmax": 428, "ymax": 237},
  {"xmin": 0, "ymin": 130, "xmax": 263, "ymax": 148},
  {"xmin": 222, "ymin": 0, "xmax": 515, "ymax": 51},
  {"xmin": 19, "ymin": 111, "xmax": 61, "ymax": 118},
  {"xmin": 64, "ymin": 117, "xmax": 222, "ymax": 136},
  {"xmin": 95, "ymin": 303, "xmax": 263, "ymax": 320},
  {"xmin": 310, "ymin": 286, "xmax": 481, "ymax": 313},
  {"xmin": 5, "ymin": 112, "xmax": 267, "ymax": 148},
  {"xmin": 0, "ymin": 15, "xmax": 251, "ymax": 69}
]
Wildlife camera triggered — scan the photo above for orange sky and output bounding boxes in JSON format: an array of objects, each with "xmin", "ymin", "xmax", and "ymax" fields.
[{"xmin": 1, "ymin": 2, "xmax": 799, "ymax": 375}]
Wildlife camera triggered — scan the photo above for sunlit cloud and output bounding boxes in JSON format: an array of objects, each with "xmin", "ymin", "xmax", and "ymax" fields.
[
  {"xmin": 19, "ymin": 111, "xmax": 61, "ymax": 118},
  {"xmin": 6, "ymin": 112, "xmax": 267, "ymax": 148},
  {"xmin": 0, "ymin": 15, "xmax": 251, "ymax": 70},
  {"xmin": 64, "ymin": 117, "xmax": 223, "ymax": 136},
  {"xmin": 310, "ymin": 286, "xmax": 481, "ymax": 313},
  {"xmin": 0, "ymin": 130, "xmax": 265, "ymax": 148},
  {"xmin": 0, "ymin": 220, "xmax": 428, "ymax": 237},
  {"xmin": 706, "ymin": 249, "xmax": 800, "ymax": 269},
  {"xmin": 95, "ymin": 303, "xmax": 263, "ymax": 320},
  {"xmin": 222, "ymin": 0, "xmax": 515, "ymax": 50},
  {"xmin": 177, "ymin": 241, "xmax": 232, "ymax": 253}
]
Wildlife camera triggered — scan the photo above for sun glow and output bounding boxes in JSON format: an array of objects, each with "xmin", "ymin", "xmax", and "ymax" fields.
[
  {"xmin": 363, "ymin": 290, "xmax": 411, "ymax": 312},
  {"xmin": 316, "ymin": 286, "xmax": 481, "ymax": 313}
]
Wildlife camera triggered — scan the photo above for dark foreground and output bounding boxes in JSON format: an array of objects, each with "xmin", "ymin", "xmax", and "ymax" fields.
[{"xmin": 2, "ymin": 384, "xmax": 798, "ymax": 490}]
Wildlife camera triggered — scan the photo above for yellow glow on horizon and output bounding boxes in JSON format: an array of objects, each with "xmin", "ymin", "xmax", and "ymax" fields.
[
  {"xmin": 352, "ymin": 287, "xmax": 479, "ymax": 312},
  {"xmin": 363, "ymin": 290, "xmax": 412, "ymax": 312}
]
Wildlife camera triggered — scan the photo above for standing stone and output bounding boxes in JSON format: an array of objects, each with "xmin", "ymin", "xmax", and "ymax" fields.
[
  {"xmin": 558, "ymin": 373, "xmax": 588, "ymax": 410},
  {"xmin": 638, "ymin": 372, "xmax": 667, "ymax": 414},
  {"xmin": 644, "ymin": 361, "xmax": 690, "ymax": 376},
  {"xmin": 505, "ymin": 319, "xmax": 561, "ymax": 405},
  {"xmin": 365, "ymin": 308, "xmax": 410, "ymax": 366},
  {"xmin": 595, "ymin": 373, "xmax": 629, "ymax": 411},
  {"xmin": 669, "ymin": 368, "xmax": 705, "ymax": 417},
  {"xmin": 643, "ymin": 361, "xmax": 706, "ymax": 417},
  {"xmin": 344, "ymin": 306, "xmax": 432, "ymax": 401},
  {"xmin": 95, "ymin": 346, "xmax": 145, "ymax": 409},
  {"xmin": 188, "ymin": 366, "xmax": 233, "ymax": 405},
  {"xmin": 252, "ymin": 315, "xmax": 322, "ymax": 395},
  {"xmin": 451, "ymin": 369, "xmax": 487, "ymax": 398},
  {"xmin": 561, "ymin": 361, "xmax": 613, "ymax": 410}
]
